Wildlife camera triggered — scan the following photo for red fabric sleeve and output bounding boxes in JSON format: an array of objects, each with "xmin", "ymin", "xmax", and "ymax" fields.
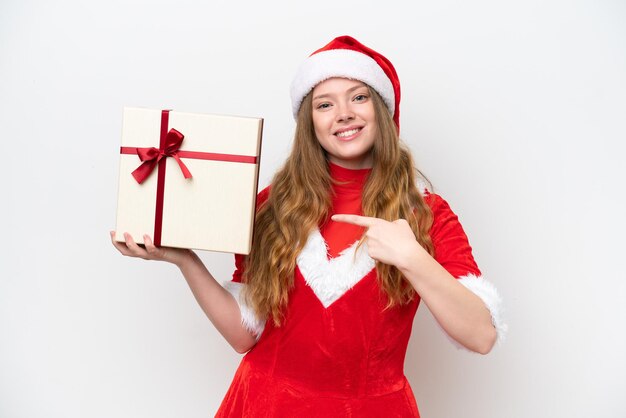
[
  {"xmin": 231, "ymin": 254, "xmax": 246, "ymax": 283},
  {"xmin": 231, "ymin": 186, "xmax": 271, "ymax": 283},
  {"xmin": 424, "ymin": 192, "xmax": 481, "ymax": 279}
]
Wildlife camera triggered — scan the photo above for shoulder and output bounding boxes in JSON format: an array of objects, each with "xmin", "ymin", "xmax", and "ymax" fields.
[
  {"xmin": 422, "ymin": 190, "xmax": 464, "ymax": 236},
  {"xmin": 422, "ymin": 190, "xmax": 452, "ymax": 217},
  {"xmin": 255, "ymin": 185, "xmax": 271, "ymax": 209},
  {"xmin": 233, "ymin": 185, "xmax": 271, "ymax": 278},
  {"xmin": 417, "ymin": 181, "xmax": 453, "ymax": 220}
]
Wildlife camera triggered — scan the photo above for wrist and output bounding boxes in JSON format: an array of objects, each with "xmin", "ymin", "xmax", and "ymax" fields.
[
  {"xmin": 174, "ymin": 249, "xmax": 196, "ymax": 270},
  {"xmin": 396, "ymin": 242, "xmax": 430, "ymax": 276}
]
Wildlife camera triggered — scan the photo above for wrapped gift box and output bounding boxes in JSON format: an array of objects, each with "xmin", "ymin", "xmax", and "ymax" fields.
[{"xmin": 114, "ymin": 107, "xmax": 263, "ymax": 253}]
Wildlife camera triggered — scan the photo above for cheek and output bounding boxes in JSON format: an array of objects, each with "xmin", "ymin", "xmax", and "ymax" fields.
[
  {"xmin": 312, "ymin": 113, "xmax": 332, "ymax": 139},
  {"xmin": 365, "ymin": 104, "xmax": 377, "ymax": 124},
  {"xmin": 311, "ymin": 113, "xmax": 324, "ymax": 131}
]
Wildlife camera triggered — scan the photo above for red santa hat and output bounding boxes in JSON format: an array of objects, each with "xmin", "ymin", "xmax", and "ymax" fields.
[{"xmin": 290, "ymin": 35, "xmax": 401, "ymax": 129}]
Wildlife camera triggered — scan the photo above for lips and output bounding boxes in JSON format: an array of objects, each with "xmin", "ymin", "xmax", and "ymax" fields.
[
  {"xmin": 334, "ymin": 126, "xmax": 363, "ymax": 140},
  {"xmin": 335, "ymin": 128, "xmax": 361, "ymax": 138}
]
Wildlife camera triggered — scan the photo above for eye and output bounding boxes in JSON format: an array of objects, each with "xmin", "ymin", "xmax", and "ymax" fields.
[
  {"xmin": 353, "ymin": 94, "xmax": 369, "ymax": 102},
  {"xmin": 316, "ymin": 102, "xmax": 331, "ymax": 110}
]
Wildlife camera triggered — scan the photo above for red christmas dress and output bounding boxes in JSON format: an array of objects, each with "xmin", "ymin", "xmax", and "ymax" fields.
[{"xmin": 219, "ymin": 163, "xmax": 504, "ymax": 417}]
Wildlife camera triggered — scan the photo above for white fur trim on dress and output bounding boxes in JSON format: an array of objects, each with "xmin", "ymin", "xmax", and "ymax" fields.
[
  {"xmin": 222, "ymin": 281, "xmax": 266, "ymax": 340},
  {"xmin": 290, "ymin": 49, "xmax": 395, "ymax": 119},
  {"xmin": 457, "ymin": 274, "xmax": 507, "ymax": 346},
  {"xmin": 296, "ymin": 229, "xmax": 376, "ymax": 308}
]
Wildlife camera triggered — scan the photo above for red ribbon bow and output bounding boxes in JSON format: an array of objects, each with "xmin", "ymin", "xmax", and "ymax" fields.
[{"xmin": 131, "ymin": 128, "xmax": 192, "ymax": 184}]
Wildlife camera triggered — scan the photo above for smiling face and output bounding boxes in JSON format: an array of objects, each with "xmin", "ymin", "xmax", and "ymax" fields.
[{"xmin": 311, "ymin": 78, "xmax": 378, "ymax": 169}]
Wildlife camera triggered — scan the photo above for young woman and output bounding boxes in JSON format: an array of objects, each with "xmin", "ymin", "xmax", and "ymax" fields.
[{"xmin": 111, "ymin": 36, "xmax": 505, "ymax": 417}]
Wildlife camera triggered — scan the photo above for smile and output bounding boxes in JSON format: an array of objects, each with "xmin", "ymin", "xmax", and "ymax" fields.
[{"xmin": 335, "ymin": 128, "xmax": 361, "ymax": 138}]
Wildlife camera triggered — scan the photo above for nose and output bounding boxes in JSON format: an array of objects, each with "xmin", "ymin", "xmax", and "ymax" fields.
[{"xmin": 335, "ymin": 103, "xmax": 355, "ymax": 122}]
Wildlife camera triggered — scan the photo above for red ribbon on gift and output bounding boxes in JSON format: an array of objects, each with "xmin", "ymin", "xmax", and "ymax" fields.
[
  {"xmin": 120, "ymin": 110, "xmax": 258, "ymax": 246},
  {"xmin": 125, "ymin": 128, "xmax": 192, "ymax": 184}
]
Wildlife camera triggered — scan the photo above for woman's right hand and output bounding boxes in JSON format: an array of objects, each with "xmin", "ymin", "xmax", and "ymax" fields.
[{"xmin": 110, "ymin": 231, "xmax": 193, "ymax": 268}]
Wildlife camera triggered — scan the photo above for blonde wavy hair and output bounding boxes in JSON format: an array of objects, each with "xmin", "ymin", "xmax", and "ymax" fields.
[{"xmin": 243, "ymin": 86, "xmax": 434, "ymax": 326}]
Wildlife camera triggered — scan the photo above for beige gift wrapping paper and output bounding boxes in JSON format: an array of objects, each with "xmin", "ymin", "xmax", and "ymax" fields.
[{"xmin": 114, "ymin": 107, "xmax": 263, "ymax": 254}]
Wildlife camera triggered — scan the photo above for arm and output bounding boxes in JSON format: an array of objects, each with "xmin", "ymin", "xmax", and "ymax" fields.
[
  {"xmin": 110, "ymin": 231, "xmax": 257, "ymax": 354},
  {"xmin": 394, "ymin": 238, "xmax": 497, "ymax": 354},
  {"xmin": 331, "ymin": 214, "xmax": 500, "ymax": 355}
]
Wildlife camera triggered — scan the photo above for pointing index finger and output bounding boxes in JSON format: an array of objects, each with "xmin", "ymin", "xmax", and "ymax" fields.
[{"xmin": 331, "ymin": 214, "xmax": 378, "ymax": 227}]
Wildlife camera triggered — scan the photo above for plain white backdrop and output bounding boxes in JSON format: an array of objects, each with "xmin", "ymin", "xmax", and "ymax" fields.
[{"xmin": 1, "ymin": 0, "xmax": 625, "ymax": 417}]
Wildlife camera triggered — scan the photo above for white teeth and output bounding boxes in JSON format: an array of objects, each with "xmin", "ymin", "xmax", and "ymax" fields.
[{"xmin": 336, "ymin": 128, "xmax": 360, "ymax": 138}]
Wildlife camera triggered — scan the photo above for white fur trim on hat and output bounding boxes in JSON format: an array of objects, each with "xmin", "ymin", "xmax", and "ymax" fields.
[
  {"xmin": 223, "ymin": 281, "xmax": 266, "ymax": 340},
  {"xmin": 290, "ymin": 49, "xmax": 395, "ymax": 119}
]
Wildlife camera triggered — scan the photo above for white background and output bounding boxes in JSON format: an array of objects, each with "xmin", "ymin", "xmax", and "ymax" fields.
[{"xmin": 1, "ymin": 0, "xmax": 625, "ymax": 417}]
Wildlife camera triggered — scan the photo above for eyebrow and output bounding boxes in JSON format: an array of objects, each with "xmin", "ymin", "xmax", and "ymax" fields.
[{"xmin": 312, "ymin": 84, "xmax": 367, "ymax": 101}]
